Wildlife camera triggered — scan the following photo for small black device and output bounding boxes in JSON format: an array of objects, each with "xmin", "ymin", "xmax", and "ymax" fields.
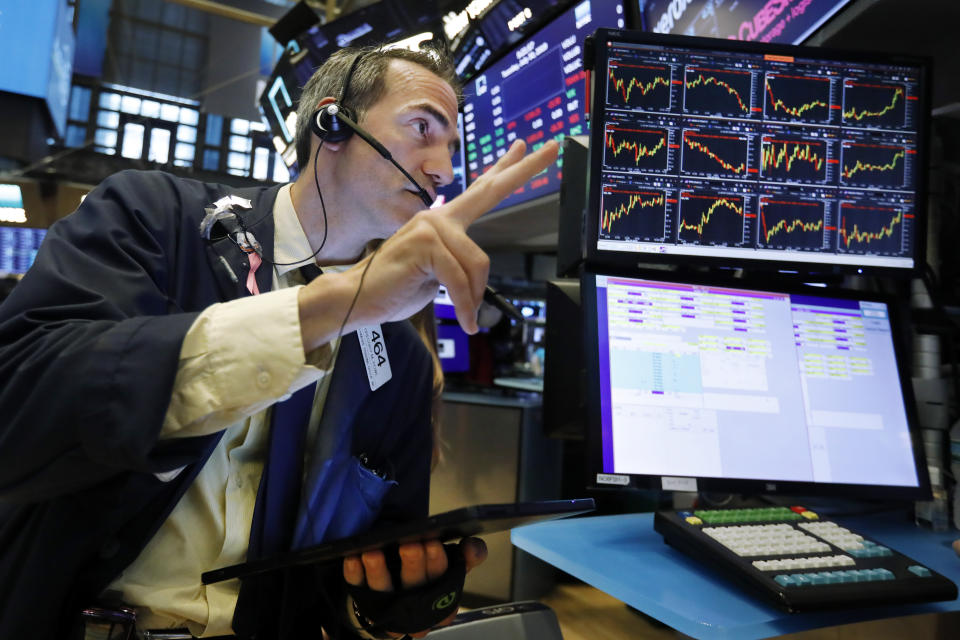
[
  {"xmin": 269, "ymin": 1, "xmax": 320, "ymax": 46},
  {"xmin": 201, "ymin": 498, "xmax": 595, "ymax": 584},
  {"xmin": 557, "ymin": 136, "xmax": 589, "ymax": 278},
  {"xmin": 654, "ymin": 506, "xmax": 957, "ymax": 612},
  {"xmin": 542, "ymin": 279, "xmax": 585, "ymax": 439}
]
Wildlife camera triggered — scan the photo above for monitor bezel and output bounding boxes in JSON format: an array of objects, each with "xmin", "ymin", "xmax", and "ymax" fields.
[
  {"xmin": 581, "ymin": 267, "xmax": 932, "ymax": 501},
  {"xmin": 582, "ymin": 28, "xmax": 933, "ymax": 279}
]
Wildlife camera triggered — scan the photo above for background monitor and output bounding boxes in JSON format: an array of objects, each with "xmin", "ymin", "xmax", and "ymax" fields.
[
  {"xmin": 435, "ymin": 113, "xmax": 467, "ymax": 204},
  {"xmin": 0, "ymin": 227, "xmax": 47, "ymax": 275},
  {"xmin": 300, "ymin": 0, "xmax": 416, "ymax": 63},
  {"xmin": 463, "ymin": 0, "xmax": 626, "ymax": 213},
  {"xmin": 449, "ymin": 0, "xmax": 568, "ymax": 81},
  {"xmin": 640, "ymin": 0, "xmax": 855, "ymax": 45},
  {"xmin": 434, "ymin": 285, "xmax": 471, "ymax": 374},
  {"xmin": 582, "ymin": 269, "xmax": 930, "ymax": 500},
  {"xmin": 584, "ymin": 29, "xmax": 931, "ymax": 276}
]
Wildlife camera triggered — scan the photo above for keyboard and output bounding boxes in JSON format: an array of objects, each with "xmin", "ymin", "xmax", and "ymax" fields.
[{"xmin": 654, "ymin": 506, "xmax": 957, "ymax": 612}]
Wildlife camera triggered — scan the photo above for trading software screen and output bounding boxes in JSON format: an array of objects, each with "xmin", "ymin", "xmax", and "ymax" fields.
[
  {"xmin": 587, "ymin": 31, "xmax": 929, "ymax": 274},
  {"xmin": 588, "ymin": 273, "xmax": 921, "ymax": 492}
]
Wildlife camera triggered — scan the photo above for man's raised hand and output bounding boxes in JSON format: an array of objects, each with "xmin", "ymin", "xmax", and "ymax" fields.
[{"xmin": 298, "ymin": 139, "xmax": 560, "ymax": 352}]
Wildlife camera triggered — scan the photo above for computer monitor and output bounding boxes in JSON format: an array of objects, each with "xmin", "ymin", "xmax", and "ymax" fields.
[
  {"xmin": 582, "ymin": 269, "xmax": 930, "ymax": 500},
  {"xmin": 462, "ymin": 0, "xmax": 626, "ymax": 212},
  {"xmin": 0, "ymin": 226, "xmax": 47, "ymax": 275},
  {"xmin": 433, "ymin": 285, "xmax": 471, "ymax": 374},
  {"xmin": 583, "ymin": 28, "xmax": 931, "ymax": 276}
]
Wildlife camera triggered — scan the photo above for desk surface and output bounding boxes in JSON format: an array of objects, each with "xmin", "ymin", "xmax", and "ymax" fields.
[{"xmin": 512, "ymin": 510, "xmax": 960, "ymax": 640}]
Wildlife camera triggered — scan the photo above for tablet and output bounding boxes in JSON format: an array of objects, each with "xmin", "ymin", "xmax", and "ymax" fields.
[{"xmin": 201, "ymin": 498, "xmax": 595, "ymax": 584}]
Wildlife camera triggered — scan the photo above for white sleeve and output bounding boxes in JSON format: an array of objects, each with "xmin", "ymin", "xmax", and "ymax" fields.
[{"xmin": 160, "ymin": 285, "xmax": 332, "ymax": 438}]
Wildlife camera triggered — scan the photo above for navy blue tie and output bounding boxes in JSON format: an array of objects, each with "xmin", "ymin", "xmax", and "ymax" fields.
[
  {"xmin": 247, "ymin": 263, "xmax": 324, "ymax": 557},
  {"xmin": 233, "ymin": 265, "xmax": 323, "ymax": 636},
  {"xmin": 247, "ymin": 381, "xmax": 316, "ymax": 558}
]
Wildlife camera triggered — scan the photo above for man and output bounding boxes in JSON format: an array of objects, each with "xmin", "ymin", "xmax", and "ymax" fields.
[{"xmin": 0, "ymin": 43, "xmax": 558, "ymax": 639}]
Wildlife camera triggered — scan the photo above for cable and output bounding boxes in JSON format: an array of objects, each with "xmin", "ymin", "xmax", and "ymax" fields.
[
  {"xmin": 300, "ymin": 244, "xmax": 381, "ymax": 540},
  {"xmin": 320, "ymin": 246, "xmax": 381, "ymax": 373},
  {"xmin": 228, "ymin": 139, "xmax": 330, "ymax": 268}
]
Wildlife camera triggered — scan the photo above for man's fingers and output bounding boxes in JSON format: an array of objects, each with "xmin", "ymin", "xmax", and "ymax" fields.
[
  {"xmin": 343, "ymin": 555, "xmax": 365, "ymax": 587},
  {"xmin": 460, "ymin": 537, "xmax": 488, "ymax": 573},
  {"xmin": 430, "ymin": 218, "xmax": 490, "ymax": 311},
  {"xmin": 424, "ymin": 540, "xmax": 448, "ymax": 581},
  {"xmin": 360, "ymin": 550, "xmax": 393, "ymax": 592},
  {"xmin": 399, "ymin": 543, "xmax": 428, "ymax": 589},
  {"xmin": 445, "ymin": 139, "xmax": 560, "ymax": 228},
  {"xmin": 429, "ymin": 237, "xmax": 481, "ymax": 333}
]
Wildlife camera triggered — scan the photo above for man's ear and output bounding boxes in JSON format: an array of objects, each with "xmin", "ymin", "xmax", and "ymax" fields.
[{"xmin": 312, "ymin": 96, "xmax": 343, "ymax": 152}]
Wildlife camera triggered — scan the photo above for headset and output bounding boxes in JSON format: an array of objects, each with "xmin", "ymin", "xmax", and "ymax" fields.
[{"xmin": 309, "ymin": 52, "xmax": 435, "ymax": 209}]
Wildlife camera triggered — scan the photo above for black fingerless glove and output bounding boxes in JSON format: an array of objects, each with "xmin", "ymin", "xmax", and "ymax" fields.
[{"xmin": 347, "ymin": 543, "xmax": 466, "ymax": 637}]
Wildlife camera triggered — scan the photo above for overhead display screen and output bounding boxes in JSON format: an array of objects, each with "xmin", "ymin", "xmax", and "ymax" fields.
[
  {"xmin": 641, "ymin": 0, "xmax": 854, "ymax": 45},
  {"xmin": 464, "ymin": 0, "xmax": 625, "ymax": 212}
]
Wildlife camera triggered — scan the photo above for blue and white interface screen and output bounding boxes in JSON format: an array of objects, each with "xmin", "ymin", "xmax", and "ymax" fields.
[
  {"xmin": 464, "ymin": 0, "xmax": 624, "ymax": 211},
  {"xmin": 592, "ymin": 274, "xmax": 920, "ymax": 488},
  {"xmin": 594, "ymin": 37, "xmax": 925, "ymax": 270}
]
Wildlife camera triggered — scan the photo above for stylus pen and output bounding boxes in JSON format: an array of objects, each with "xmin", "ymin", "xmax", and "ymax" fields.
[{"xmin": 484, "ymin": 285, "xmax": 525, "ymax": 323}]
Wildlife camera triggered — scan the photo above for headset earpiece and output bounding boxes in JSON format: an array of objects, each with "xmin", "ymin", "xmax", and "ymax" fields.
[
  {"xmin": 311, "ymin": 51, "xmax": 365, "ymax": 145},
  {"xmin": 311, "ymin": 103, "xmax": 355, "ymax": 144}
]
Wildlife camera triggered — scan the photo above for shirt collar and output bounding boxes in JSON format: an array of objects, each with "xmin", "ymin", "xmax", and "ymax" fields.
[{"xmin": 272, "ymin": 183, "xmax": 317, "ymax": 278}]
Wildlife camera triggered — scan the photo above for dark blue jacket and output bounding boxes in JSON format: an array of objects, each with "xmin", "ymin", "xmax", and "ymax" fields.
[{"xmin": 0, "ymin": 171, "xmax": 433, "ymax": 638}]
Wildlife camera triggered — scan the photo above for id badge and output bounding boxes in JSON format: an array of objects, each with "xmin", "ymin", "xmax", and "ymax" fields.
[{"xmin": 356, "ymin": 325, "xmax": 392, "ymax": 391}]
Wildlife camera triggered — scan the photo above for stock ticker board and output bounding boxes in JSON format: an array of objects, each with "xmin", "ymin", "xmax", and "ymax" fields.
[{"xmin": 595, "ymin": 38, "xmax": 924, "ymax": 271}]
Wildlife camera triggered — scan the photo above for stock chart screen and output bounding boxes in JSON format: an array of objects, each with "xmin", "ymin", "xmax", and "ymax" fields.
[
  {"xmin": 464, "ymin": 0, "xmax": 625, "ymax": 212},
  {"xmin": 588, "ymin": 30, "xmax": 928, "ymax": 274}
]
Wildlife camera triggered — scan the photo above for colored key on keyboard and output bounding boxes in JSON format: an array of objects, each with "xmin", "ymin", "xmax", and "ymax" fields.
[{"xmin": 654, "ymin": 506, "xmax": 957, "ymax": 612}]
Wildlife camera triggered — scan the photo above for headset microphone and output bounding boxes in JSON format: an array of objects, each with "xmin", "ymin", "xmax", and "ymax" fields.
[{"xmin": 311, "ymin": 104, "xmax": 435, "ymax": 208}]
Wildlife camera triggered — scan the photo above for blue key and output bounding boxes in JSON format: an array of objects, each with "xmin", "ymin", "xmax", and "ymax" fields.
[
  {"xmin": 908, "ymin": 565, "xmax": 932, "ymax": 578},
  {"xmin": 774, "ymin": 575, "xmax": 795, "ymax": 587},
  {"xmin": 792, "ymin": 574, "xmax": 812, "ymax": 586},
  {"xmin": 864, "ymin": 569, "xmax": 885, "ymax": 582},
  {"xmin": 808, "ymin": 572, "xmax": 828, "ymax": 585}
]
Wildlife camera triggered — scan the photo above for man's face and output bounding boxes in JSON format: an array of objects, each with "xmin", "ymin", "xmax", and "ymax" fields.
[{"xmin": 332, "ymin": 58, "xmax": 460, "ymax": 237}]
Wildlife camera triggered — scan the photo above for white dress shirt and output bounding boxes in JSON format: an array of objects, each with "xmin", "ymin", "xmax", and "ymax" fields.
[{"xmin": 108, "ymin": 184, "xmax": 346, "ymax": 637}]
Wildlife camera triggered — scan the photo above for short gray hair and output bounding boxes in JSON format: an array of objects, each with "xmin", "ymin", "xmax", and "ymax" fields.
[{"xmin": 294, "ymin": 45, "xmax": 461, "ymax": 169}]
